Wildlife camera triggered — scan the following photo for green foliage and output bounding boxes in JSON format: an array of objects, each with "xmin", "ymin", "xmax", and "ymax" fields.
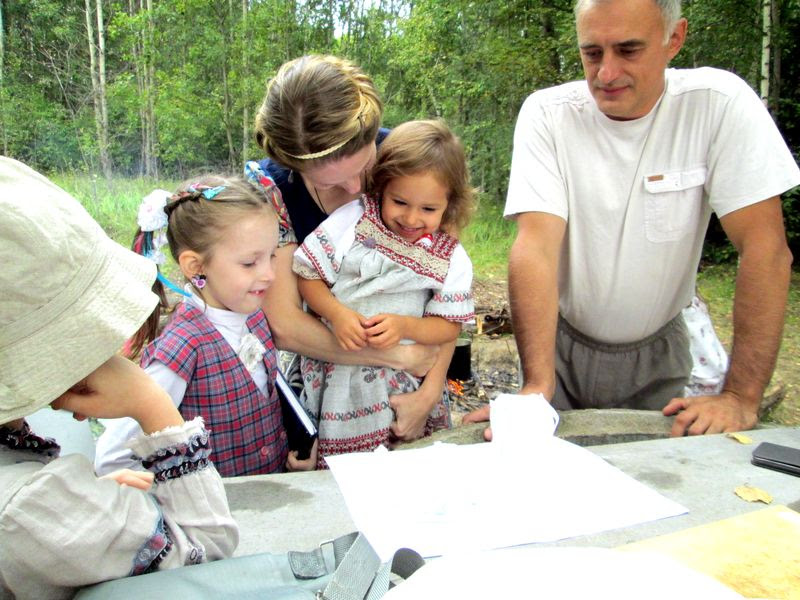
[
  {"xmin": 1, "ymin": 0, "xmax": 798, "ymax": 258},
  {"xmin": 461, "ymin": 194, "xmax": 516, "ymax": 278}
]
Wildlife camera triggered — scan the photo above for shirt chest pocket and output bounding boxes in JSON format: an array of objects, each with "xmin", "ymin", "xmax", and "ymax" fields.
[{"xmin": 643, "ymin": 166, "xmax": 707, "ymax": 243}]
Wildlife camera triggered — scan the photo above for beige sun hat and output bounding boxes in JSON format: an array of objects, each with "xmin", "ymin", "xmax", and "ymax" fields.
[{"xmin": 0, "ymin": 157, "xmax": 159, "ymax": 424}]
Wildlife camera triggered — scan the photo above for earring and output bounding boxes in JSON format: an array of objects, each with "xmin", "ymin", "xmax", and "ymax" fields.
[{"xmin": 191, "ymin": 273, "xmax": 207, "ymax": 289}]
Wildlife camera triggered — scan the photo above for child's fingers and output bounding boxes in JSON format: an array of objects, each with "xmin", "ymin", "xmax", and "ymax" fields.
[
  {"xmin": 100, "ymin": 469, "xmax": 154, "ymax": 491},
  {"xmin": 362, "ymin": 314, "xmax": 387, "ymax": 328}
]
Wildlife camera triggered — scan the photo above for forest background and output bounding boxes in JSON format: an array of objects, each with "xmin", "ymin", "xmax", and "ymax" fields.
[{"xmin": 2, "ymin": 0, "xmax": 799, "ymax": 423}]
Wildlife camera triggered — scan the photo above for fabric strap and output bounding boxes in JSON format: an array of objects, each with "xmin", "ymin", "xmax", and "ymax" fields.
[{"xmin": 73, "ymin": 531, "xmax": 419, "ymax": 600}]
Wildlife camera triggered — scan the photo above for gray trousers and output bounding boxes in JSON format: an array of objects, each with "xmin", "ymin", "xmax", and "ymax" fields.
[{"xmin": 552, "ymin": 314, "xmax": 692, "ymax": 411}]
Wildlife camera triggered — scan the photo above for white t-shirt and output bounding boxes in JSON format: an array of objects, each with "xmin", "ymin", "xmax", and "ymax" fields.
[
  {"xmin": 94, "ymin": 289, "xmax": 269, "ymax": 475},
  {"xmin": 505, "ymin": 67, "xmax": 800, "ymax": 343}
]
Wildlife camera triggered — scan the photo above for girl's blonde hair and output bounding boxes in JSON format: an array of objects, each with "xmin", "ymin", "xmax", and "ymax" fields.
[
  {"xmin": 254, "ymin": 55, "xmax": 383, "ymax": 172},
  {"xmin": 127, "ymin": 175, "xmax": 277, "ymax": 358},
  {"xmin": 370, "ymin": 120, "xmax": 476, "ymax": 235}
]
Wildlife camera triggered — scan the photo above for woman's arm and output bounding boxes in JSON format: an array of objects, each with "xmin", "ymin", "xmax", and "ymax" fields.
[
  {"xmin": 390, "ymin": 339, "xmax": 456, "ymax": 441},
  {"xmin": 264, "ymin": 245, "xmax": 438, "ymax": 375}
]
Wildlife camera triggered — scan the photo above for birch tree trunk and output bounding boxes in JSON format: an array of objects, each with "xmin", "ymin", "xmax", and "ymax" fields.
[
  {"xmin": 760, "ymin": 0, "xmax": 772, "ymax": 110},
  {"xmin": 242, "ymin": 0, "xmax": 248, "ymax": 165},
  {"xmin": 0, "ymin": 0, "xmax": 7, "ymax": 156},
  {"xmin": 84, "ymin": 0, "xmax": 103, "ymax": 174},
  {"xmin": 95, "ymin": 0, "xmax": 111, "ymax": 178},
  {"xmin": 145, "ymin": 0, "xmax": 158, "ymax": 178},
  {"xmin": 130, "ymin": 0, "xmax": 146, "ymax": 175}
]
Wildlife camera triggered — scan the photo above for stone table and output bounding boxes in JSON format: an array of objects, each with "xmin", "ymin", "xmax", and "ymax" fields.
[{"xmin": 224, "ymin": 426, "xmax": 800, "ymax": 557}]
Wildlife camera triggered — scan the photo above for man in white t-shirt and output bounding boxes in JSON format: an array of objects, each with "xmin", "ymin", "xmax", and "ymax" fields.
[{"xmin": 466, "ymin": 0, "xmax": 799, "ymax": 436}]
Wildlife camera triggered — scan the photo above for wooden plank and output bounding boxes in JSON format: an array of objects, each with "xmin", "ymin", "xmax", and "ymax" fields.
[{"xmin": 618, "ymin": 505, "xmax": 800, "ymax": 599}]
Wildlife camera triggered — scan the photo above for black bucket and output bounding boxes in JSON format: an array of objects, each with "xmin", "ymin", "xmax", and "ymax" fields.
[{"xmin": 447, "ymin": 337, "xmax": 472, "ymax": 381}]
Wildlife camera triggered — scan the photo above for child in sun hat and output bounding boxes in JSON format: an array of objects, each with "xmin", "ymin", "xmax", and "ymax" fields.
[
  {"xmin": 0, "ymin": 157, "xmax": 238, "ymax": 599},
  {"xmin": 94, "ymin": 176, "xmax": 317, "ymax": 477}
]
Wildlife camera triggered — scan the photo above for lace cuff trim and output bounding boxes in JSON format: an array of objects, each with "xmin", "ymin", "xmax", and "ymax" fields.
[{"xmin": 0, "ymin": 420, "xmax": 60, "ymax": 459}]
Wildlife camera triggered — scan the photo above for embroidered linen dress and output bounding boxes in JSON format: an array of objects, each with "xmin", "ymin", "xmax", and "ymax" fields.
[{"xmin": 293, "ymin": 197, "xmax": 475, "ymax": 467}]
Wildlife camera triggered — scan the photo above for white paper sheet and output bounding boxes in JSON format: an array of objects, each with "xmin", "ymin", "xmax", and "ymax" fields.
[{"xmin": 326, "ymin": 437, "xmax": 687, "ymax": 561}]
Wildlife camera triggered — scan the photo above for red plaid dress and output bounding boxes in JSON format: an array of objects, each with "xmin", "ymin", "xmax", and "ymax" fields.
[{"xmin": 141, "ymin": 303, "xmax": 288, "ymax": 476}]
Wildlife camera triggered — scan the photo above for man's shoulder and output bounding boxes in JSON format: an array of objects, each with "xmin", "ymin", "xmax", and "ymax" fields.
[
  {"xmin": 523, "ymin": 80, "xmax": 591, "ymax": 112},
  {"xmin": 666, "ymin": 67, "xmax": 752, "ymax": 100}
]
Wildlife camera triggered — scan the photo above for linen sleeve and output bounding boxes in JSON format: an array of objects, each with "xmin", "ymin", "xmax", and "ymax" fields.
[
  {"xmin": 504, "ymin": 93, "xmax": 569, "ymax": 221},
  {"xmin": 245, "ymin": 160, "xmax": 297, "ymax": 245},
  {"xmin": 94, "ymin": 362, "xmax": 188, "ymax": 476},
  {"xmin": 424, "ymin": 244, "xmax": 475, "ymax": 324},
  {"xmin": 292, "ymin": 199, "xmax": 362, "ymax": 285},
  {"xmin": 0, "ymin": 418, "xmax": 237, "ymax": 596}
]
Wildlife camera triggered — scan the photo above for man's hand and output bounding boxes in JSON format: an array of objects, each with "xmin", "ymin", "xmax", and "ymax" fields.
[
  {"xmin": 461, "ymin": 405, "xmax": 492, "ymax": 441},
  {"xmin": 330, "ymin": 307, "xmax": 368, "ymax": 351},
  {"xmin": 662, "ymin": 391, "xmax": 759, "ymax": 437}
]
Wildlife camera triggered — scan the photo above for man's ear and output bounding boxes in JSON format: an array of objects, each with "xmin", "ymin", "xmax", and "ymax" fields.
[
  {"xmin": 667, "ymin": 17, "xmax": 688, "ymax": 61},
  {"xmin": 178, "ymin": 250, "xmax": 204, "ymax": 280}
]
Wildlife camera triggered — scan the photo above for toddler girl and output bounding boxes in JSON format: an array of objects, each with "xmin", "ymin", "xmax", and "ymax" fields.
[
  {"xmin": 293, "ymin": 119, "xmax": 476, "ymax": 467},
  {"xmin": 95, "ymin": 175, "xmax": 315, "ymax": 476}
]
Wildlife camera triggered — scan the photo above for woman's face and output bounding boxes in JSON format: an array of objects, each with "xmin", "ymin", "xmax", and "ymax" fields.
[{"xmin": 301, "ymin": 143, "xmax": 377, "ymax": 196}]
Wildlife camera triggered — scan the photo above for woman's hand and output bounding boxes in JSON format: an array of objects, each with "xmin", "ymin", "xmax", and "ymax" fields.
[
  {"xmin": 51, "ymin": 355, "xmax": 183, "ymax": 434},
  {"xmin": 389, "ymin": 381, "xmax": 443, "ymax": 444},
  {"xmin": 286, "ymin": 439, "xmax": 319, "ymax": 471}
]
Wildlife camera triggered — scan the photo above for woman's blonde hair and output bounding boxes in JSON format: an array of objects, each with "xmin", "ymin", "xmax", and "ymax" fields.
[
  {"xmin": 370, "ymin": 120, "xmax": 476, "ymax": 235},
  {"xmin": 127, "ymin": 175, "xmax": 277, "ymax": 357},
  {"xmin": 254, "ymin": 55, "xmax": 383, "ymax": 172}
]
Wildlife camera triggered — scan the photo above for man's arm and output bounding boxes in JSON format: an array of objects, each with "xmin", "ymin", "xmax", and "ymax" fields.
[
  {"xmin": 462, "ymin": 211, "xmax": 565, "ymax": 428},
  {"xmin": 664, "ymin": 196, "xmax": 793, "ymax": 435},
  {"xmin": 263, "ymin": 245, "xmax": 437, "ymax": 376},
  {"xmin": 510, "ymin": 212, "xmax": 566, "ymax": 399}
]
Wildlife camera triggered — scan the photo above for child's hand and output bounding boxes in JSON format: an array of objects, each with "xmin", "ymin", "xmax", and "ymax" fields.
[
  {"xmin": 330, "ymin": 307, "xmax": 368, "ymax": 351},
  {"xmin": 100, "ymin": 469, "xmax": 155, "ymax": 491},
  {"xmin": 286, "ymin": 439, "xmax": 318, "ymax": 471},
  {"xmin": 363, "ymin": 314, "xmax": 407, "ymax": 349}
]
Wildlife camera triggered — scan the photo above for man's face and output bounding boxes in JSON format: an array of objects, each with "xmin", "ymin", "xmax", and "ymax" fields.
[{"xmin": 577, "ymin": 0, "xmax": 686, "ymax": 121}]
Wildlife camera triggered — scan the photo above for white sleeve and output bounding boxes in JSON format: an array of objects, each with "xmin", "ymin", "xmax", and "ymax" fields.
[
  {"xmin": 1, "ymin": 419, "xmax": 238, "ymax": 597},
  {"xmin": 704, "ymin": 74, "xmax": 800, "ymax": 217},
  {"xmin": 94, "ymin": 362, "xmax": 187, "ymax": 476},
  {"xmin": 292, "ymin": 198, "xmax": 362, "ymax": 284},
  {"xmin": 504, "ymin": 93, "xmax": 569, "ymax": 220},
  {"xmin": 425, "ymin": 244, "xmax": 475, "ymax": 324}
]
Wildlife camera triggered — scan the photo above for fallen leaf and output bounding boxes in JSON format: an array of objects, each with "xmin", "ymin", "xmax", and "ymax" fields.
[
  {"xmin": 726, "ymin": 432, "xmax": 753, "ymax": 444},
  {"xmin": 734, "ymin": 485, "xmax": 773, "ymax": 504}
]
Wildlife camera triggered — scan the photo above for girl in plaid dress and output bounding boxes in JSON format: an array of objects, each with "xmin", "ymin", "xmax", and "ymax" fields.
[
  {"xmin": 95, "ymin": 176, "xmax": 317, "ymax": 477},
  {"xmin": 293, "ymin": 120, "xmax": 476, "ymax": 468}
]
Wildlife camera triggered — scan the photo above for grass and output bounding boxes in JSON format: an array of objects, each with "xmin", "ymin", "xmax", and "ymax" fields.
[
  {"xmin": 55, "ymin": 175, "xmax": 799, "ymax": 426},
  {"xmin": 462, "ymin": 196, "xmax": 515, "ymax": 278}
]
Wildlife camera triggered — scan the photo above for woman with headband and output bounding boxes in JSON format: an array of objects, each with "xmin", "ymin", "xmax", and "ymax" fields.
[{"xmin": 245, "ymin": 55, "xmax": 454, "ymax": 443}]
